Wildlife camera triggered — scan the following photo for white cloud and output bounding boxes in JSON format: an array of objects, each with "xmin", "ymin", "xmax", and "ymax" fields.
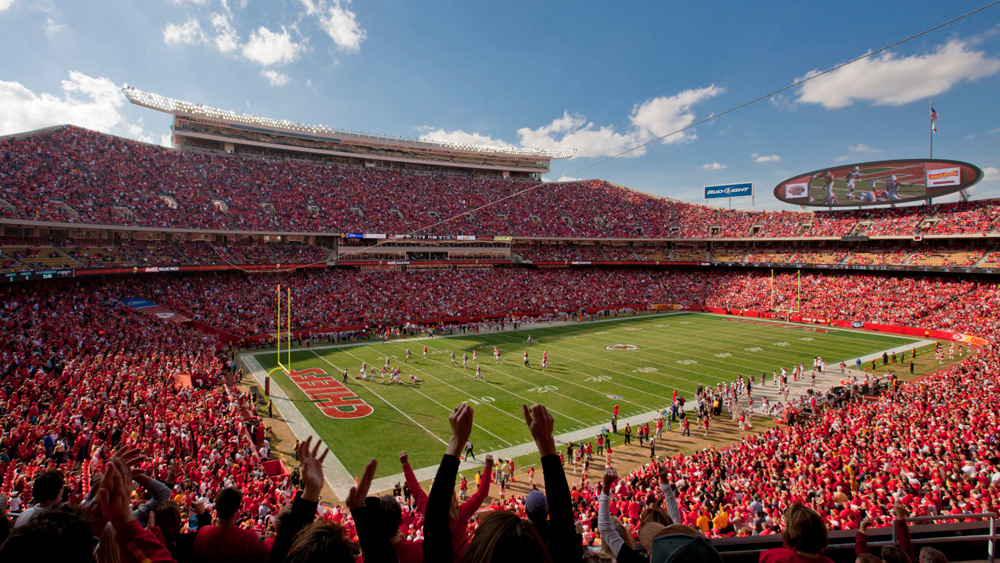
[
  {"xmin": 301, "ymin": 0, "xmax": 366, "ymax": 52},
  {"xmin": 419, "ymin": 86, "xmax": 720, "ymax": 159},
  {"xmin": 163, "ymin": 18, "xmax": 205, "ymax": 46},
  {"xmin": 260, "ymin": 69, "xmax": 290, "ymax": 86},
  {"xmin": 418, "ymin": 127, "xmax": 514, "ymax": 148},
  {"xmin": 702, "ymin": 162, "xmax": 727, "ymax": 170},
  {"xmin": 241, "ymin": 26, "xmax": 305, "ymax": 66},
  {"xmin": 753, "ymin": 153, "xmax": 781, "ymax": 163},
  {"xmin": 160, "ymin": 133, "xmax": 174, "ymax": 148},
  {"xmin": 210, "ymin": 13, "xmax": 238, "ymax": 53},
  {"xmin": 44, "ymin": 17, "xmax": 66, "ymax": 37},
  {"xmin": 557, "ymin": 175, "xmax": 580, "ymax": 182},
  {"xmin": 796, "ymin": 39, "xmax": 1000, "ymax": 109},
  {"xmin": 849, "ymin": 143, "xmax": 881, "ymax": 154},
  {"xmin": 0, "ymin": 0, "xmax": 14, "ymax": 11},
  {"xmin": 0, "ymin": 71, "xmax": 152, "ymax": 141},
  {"xmin": 629, "ymin": 85, "xmax": 724, "ymax": 144},
  {"xmin": 516, "ymin": 86, "xmax": 721, "ymax": 158},
  {"xmin": 984, "ymin": 167, "xmax": 999, "ymax": 182},
  {"xmin": 518, "ymin": 111, "xmax": 642, "ymax": 158}
]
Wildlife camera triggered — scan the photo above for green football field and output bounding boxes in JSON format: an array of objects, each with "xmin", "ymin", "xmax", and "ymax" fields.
[{"xmin": 252, "ymin": 312, "xmax": 914, "ymax": 477}]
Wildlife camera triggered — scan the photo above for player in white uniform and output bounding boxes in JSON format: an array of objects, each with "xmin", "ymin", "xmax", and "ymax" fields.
[
  {"xmin": 845, "ymin": 166, "xmax": 861, "ymax": 199},
  {"xmin": 463, "ymin": 353, "xmax": 468, "ymax": 369},
  {"xmin": 450, "ymin": 352, "xmax": 456, "ymax": 367},
  {"xmin": 811, "ymin": 170, "xmax": 834, "ymax": 204},
  {"xmin": 475, "ymin": 365, "xmax": 483, "ymax": 381},
  {"xmin": 405, "ymin": 349, "xmax": 411, "ymax": 362},
  {"xmin": 885, "ymin": 175, "xmax": 902, "ymax": 200}
]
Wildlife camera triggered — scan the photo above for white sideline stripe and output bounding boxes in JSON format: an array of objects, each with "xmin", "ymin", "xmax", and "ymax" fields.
[
  {"xmin": 307, "ymin": 349, "xmax": 449, "ymax": 447},
  {"xmin": 242, "ymin": 354, "xmax": 358, "ymax": 499}
]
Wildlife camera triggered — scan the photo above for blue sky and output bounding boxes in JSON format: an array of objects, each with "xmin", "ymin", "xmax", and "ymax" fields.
[{"xmin": 1, "ymin": 0, "xmax": 998, "ymax": 209}]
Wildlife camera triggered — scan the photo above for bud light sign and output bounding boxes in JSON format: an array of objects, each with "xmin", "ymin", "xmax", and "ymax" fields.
[{"xmin": 705, "ymin": 182, "xmax": 753, "ymax": 199}]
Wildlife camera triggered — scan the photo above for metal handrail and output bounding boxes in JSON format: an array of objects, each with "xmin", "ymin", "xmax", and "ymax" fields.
[{"xmin": 892, "ymin": 512, "xmax": 997, "ymax": 563}]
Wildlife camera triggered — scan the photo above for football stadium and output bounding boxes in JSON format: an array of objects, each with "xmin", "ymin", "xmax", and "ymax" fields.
[{"xmin": 1, "ymin": 2, "xmax": 1000, "ymax": 562}]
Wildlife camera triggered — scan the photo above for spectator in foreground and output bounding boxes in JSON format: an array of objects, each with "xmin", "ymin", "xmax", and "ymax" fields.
[
  {"xmin": 424, "ymin": 403, "xmax": 582, "ymax": 563},
  {"xmin": 760, "ymin": 502, "xmax": 834, "ymax": 563},
  {"xmin": 193, "ymin": 487, "xmax": 267, "ymax": 563},
  {"xmin": 0, "ymin": 453, "xmax": 175, "ymax": 562},
  {"xmin": 639, "ymin": 522, "xmax": 723, "ymax": 563},
  {"xmin": 13, "ymin": 469, "xmax": 64, "ymax": 527}
]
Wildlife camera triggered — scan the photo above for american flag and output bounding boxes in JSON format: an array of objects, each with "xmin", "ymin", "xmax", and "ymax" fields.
[{"xmin": 930, "ymin": 106, "xmax": 939, "ymax": 122}]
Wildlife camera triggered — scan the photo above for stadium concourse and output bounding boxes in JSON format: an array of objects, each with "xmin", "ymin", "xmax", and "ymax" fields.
[{"xmin": 2, "ymin": 266, "xmax": 1000, "ymax": 562}]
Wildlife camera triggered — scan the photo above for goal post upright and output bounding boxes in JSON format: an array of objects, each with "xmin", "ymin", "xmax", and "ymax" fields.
[
  {"xmin": 267, "ymin": 284, "xmax": 291, "ymax": 382},
  {"xmin": 287, "ymin": 290, "xmax": 292, "ymax": 371}
]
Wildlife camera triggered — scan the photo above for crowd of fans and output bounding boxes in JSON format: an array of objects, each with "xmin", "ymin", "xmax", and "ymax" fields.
[
  {"xmin": 2, "ymin": 264, "xmax": 999, "ymax": 560},
  {"xmin": 3, "ymin": 127, "xmax": 999, "ymax": 240}
]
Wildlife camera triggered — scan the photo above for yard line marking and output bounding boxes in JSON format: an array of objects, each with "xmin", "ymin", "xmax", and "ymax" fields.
[
  {"xmin": 336, "ymin": 347, "xmax": 514, "ymax": 447},
  {"xmin": 381, "ymin": 343, "xmax": 590, "ymax": 426},
  {"xmin": 374, "ymin": 346, "xmax": 528, "ymax": 425},
  {"xmin": 308, "ymin": 349, "xmax": 448, "ymax": 446}
]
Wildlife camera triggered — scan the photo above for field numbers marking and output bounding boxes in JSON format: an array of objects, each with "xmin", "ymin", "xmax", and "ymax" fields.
[
  {"xmin": 774, "ymin": 342, "xmax": 790, "ymax": 347},
  {"xmin": 527, "ymin": 385, "xmax": 559, "ymax": 393},
  {"xmin": 585, "ymin": 375, "xmax": 612, "ymax": 382},
  {"xmin": 676, "ymin": 359, "xmax": 697, "ymax": 365},
  {"xmin": 633, "ymin": 367, "xmax": 658, "ymax": 373},
  {"xmin": 798, "ymin": 337, "xmax": 814, "ymax": 341},
  {"xmin": 464, "ymin": 396, "xmax": 496, "ymax": 405},
  {"xmin": 745, "ymin": 347, "xmax": 763, "ymax": 352},
  {"xmin": 714, "ymin": 353, "xmax": 732, "ymax": 358}
]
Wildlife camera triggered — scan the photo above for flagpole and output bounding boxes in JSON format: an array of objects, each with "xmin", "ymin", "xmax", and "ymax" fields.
[{"xmin": 929, "ymin": 101, "xmax": 933, "ymax": 159}]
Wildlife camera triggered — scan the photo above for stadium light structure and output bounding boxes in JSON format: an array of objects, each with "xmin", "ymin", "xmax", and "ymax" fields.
[{"xmin": 122, "ymin": 86, "xmax": 576, "ymax": 160}]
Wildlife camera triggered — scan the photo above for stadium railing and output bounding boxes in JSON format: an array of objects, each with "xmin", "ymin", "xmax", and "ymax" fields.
[{"xmin": 712, "ymin": 512, "xmax": 997, "ymax": 563}]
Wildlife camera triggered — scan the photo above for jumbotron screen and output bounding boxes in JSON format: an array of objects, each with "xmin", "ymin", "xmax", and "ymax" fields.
[{"xmin": 773, "ymin": 159, "xmax": 983, "ymax": 207}]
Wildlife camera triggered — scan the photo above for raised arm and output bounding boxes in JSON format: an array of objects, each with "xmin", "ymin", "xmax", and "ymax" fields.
[
  {"xmin": 348, "ymin": 459, "xmax": 398, "ymax": 563},
  {"xmin": 525, "ymin": 403, "xmax": 582, "ymax": 563},
  {"xmin": 96, "ymin": 455, "xmax": 176, "ymax": 563},
  {"xmin": 656, "ymin": 463, "xmax": 682, "ymax": 525},
  {"xmin": 893, "ymin": 504, "xmax": 916, "ymax": 563},
  {"xmin": 268, "ymin": 437, "xmax": 327, "ymax": 563},
  {"xmin": 423, "ymin": 404, "xmax": 473, "ymax": 563},
  {"xmin": 457, "ymin": 454, "xmax": 493, "ymax": 522},
  {"xmin": 399, "ymin": 451, "xmax": 429, "ymax": 514},
  {"xmin": 598, "ymin": 469, "xmax": 628, "ymax": 557}
]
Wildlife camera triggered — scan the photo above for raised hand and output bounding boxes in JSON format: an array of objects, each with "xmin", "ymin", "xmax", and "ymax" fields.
[
  {"xmin": 446, "ymin": 404, "xmax": 474, "ymax": 457},
  {"xmin": 297, "ymin": 436, "xmax": 330, "ymax": 502},
  {"xmin": 603, "ymin": 468, "xmax": 618, "ymax": 493},
  {"xmin": 399, "ymin": 451, "xmax": 409, "ymax": 466},
  {"xmin": 95, "ymin": 456, "xmax": 136, "ymax": 526},
  {"xmin": 345, "ymin": 458, "xmax": 378, "ymax": 510},
  {"xmin": 893, "ymin": 503, "xmax": 909, "ymax": 521},
  {"xmin": 484, "ymin": 454, "xmax": 494, "ymax": 475},
  {"xmin": 523, "ymin": 403, "xmax": 557, "ymax": 457},
  {"xmin": 116, "ymin": 447, "xmax": 150, "ymax": 485},
  {"xmin": 657, "ymin": 462, "xmax": 670, "ymax": 483}
]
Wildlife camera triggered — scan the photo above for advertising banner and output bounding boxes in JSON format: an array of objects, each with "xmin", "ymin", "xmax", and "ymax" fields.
[{"xmin": 705, "ymin": 182, "xmax": 753, "ymax": 199}]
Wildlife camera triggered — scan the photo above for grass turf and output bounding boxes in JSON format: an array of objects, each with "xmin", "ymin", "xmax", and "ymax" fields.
[{"xmin": 254, "ymin": 312, "xmax": 915, "ymax": 477}]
